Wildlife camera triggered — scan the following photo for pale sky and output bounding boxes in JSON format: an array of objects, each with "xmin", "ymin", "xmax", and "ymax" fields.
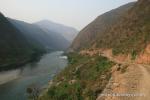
[{"xmin": 0, "ymin": 0, "xmax": 137, "ymax": 30}]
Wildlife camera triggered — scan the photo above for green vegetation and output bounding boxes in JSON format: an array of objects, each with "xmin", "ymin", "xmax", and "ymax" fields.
[
  {"xmin": 27, "ymin": 84, "xmax": 40, "ymax": 100},
  {"xmin": 131, "ymin": 50, "xmax": 137, "ymax": 60},
  {"xmin": 47, "ymin": 82, "xmax": 83, "ymax": 100},
  {"xmin": 39, "ymin": 53, "xmax": 115, "ymax": 100}
]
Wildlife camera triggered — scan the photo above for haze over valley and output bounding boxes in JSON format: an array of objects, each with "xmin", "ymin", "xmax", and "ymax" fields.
[{"xmin": 1, "ymin": 0, "xmax": 150, "ymax": 100}]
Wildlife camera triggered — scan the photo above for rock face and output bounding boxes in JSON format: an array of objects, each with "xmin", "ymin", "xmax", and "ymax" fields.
[{"xmin": 35, "ymin": 20, "xmax": 78, "ymax": 42}]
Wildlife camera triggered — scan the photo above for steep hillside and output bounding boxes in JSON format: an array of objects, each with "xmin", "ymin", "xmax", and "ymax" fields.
[
  {"xmin": 99, "ymin": 0, "xmax": 150, "ymax": 55},
  {"xmin": 71, "ymin": 0, "xmax": 150, "ymax": 56},
  {"xmin": 70, "ymin": 2, "xmax": 135, "ymax": 51},
  {"xmin": 9, "ymin": 19, "xmax": 70, "ymax": 51},
  {"xmin": 35, "ymin": 20, "xmax": 78, "ymax": 42},
  {"xmin": 0, "ymin": 13, "xmax": 44, "ymax": 70}
]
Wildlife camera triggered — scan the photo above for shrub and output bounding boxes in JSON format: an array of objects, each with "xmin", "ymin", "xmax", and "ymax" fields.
[
  {"xmin": 47, "ymin": 82, "xmax": 83, "ymax": 100},
  {"xmin": 131, "ymin": 50, "xmax": 137, "ymax": 60}
]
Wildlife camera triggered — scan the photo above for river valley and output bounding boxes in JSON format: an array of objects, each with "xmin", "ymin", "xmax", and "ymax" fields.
[{"xmin": 0, "ymin": 51, "xmax": 68, "ymax": 100}]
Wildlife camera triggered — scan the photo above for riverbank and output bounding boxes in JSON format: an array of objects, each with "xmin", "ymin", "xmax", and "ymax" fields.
[
  {"xmin": 0, "ymin": 50, "xmax": 46, "ymax": 72},
  {"xmin": 39, "ymin": 52, "xmax": 115, "ymax": 100},
  {"xmin": 0, "ymin": 70, "xmax": 20, "ymax": 85},
  {"xmin": 0, "ymin": 51, "xmax": 68, "ymax": 100}
]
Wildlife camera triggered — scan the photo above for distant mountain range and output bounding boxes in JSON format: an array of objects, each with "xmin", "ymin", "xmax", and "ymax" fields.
[
  {"xmin": 35, "ymin": 20, "xmax": 78, "ymax": 42},
  {"xmin": 9, "ymin": 18, "xmax": 70, "ymax": 51},
  {"xmin": 0, "ymin": 13, "xmax": 78, "ymax": 70}
]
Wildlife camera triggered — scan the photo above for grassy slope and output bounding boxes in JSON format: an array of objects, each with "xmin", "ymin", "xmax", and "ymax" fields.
[{"xmin": 39, "ymin": 53, "xmax": 115, "ymax": 100}]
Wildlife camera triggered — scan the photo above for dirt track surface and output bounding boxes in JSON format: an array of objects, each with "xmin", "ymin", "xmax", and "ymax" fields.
[{"xmin": 97, "ymin": 54, "xmax": 150, "ymax": 100}]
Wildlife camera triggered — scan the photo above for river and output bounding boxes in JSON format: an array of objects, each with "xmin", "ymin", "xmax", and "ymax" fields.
[{"xmin": 0, "ymin": 51, "xmax": 68, "ymax": 100}]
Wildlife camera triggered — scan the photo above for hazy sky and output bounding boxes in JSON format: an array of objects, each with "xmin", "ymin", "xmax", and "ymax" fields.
[{"xmin": 0, "ymin": 0, "xmax": 137, "ymax": 30}]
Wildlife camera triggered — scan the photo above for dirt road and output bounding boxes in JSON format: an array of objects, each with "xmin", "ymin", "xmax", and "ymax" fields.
[
  {"xmin": 137, "ymin": 65, "xmax": 150, "ymax": 100},
  {"xmin": 97, "ymin": 54, "xmax": 150, "ymax": 100},
  {"xmin": 80, "ymin": 49, "xmax": 150, "ymax": 100}
]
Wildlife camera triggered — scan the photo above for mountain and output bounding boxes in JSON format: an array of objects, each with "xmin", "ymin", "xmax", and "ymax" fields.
[
  {"xmin": 0, "ymin": 12, "xmax": 44, "ymax": 70},
  {"xmin": 0, "ymin": 13, "xmax": 71, "ymax": 70},
  {"xmin": 70, "ymin": 2, "xmax": 135, "ymax": 51},
  {"xmin": 97, "ymin": 0, "xmax": 150, "ymax": 55},
  {"xmin": 103, "ymin": 0, "xmax": 150, "ymax": 55},
  {"xmin": 9, "ymin": 18, "xmax": 70, "ymax": 51},
  {"xmin": 35, "ymin": 20, "xmax": 78, "ymax": 42}
]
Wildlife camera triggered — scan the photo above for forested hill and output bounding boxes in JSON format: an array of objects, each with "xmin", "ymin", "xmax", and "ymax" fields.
[{"xmin": 0, "ymin": 12, "xmax": 45, "ymax": 70}]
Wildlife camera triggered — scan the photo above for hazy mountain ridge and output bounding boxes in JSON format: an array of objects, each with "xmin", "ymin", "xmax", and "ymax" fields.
[
  {"xmin": 0, "ymin": 12, "xmax": 42, "ymax": 70},
  {"xmin": 35, "ymin": 20, "xmax": 78, "ymax": 42},
  {"xmin": 9, "ymin": 18, "xmax": 70, "ymax": 51},
  {"xmin": 0, "ymin": 12, "xmax": 75, "ymax": 70}
]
